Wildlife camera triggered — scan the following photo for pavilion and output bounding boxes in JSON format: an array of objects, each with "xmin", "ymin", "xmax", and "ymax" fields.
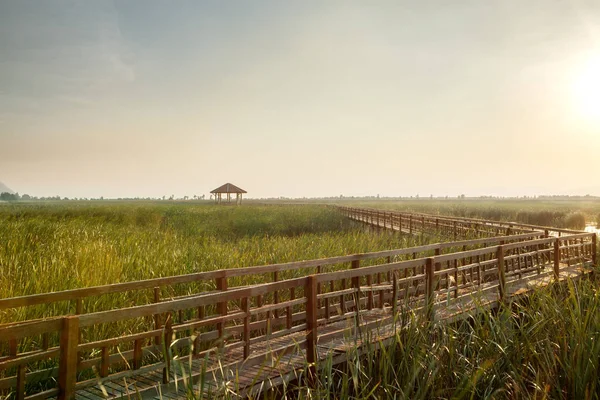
[{"xmin": 210, "ymin": 183, "xmax": 247, "ymax": 205}]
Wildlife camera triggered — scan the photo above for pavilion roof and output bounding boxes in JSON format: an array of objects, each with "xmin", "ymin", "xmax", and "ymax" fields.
[{"xmin": 210, "ymin": 183, "xmax": 247, "ymax": 194}]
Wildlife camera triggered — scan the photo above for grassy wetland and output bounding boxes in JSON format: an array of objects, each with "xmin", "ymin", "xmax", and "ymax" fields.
[
  {"xmin": 0, "ymin": 202, "xmax": 420, "ymax": 323},
  {"xmin": 1, "ymin": 201, "xmax": 600, "ymax": 399}
]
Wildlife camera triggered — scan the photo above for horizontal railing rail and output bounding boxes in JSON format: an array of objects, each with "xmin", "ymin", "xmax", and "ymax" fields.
[
  {"xmin": 0, "ymin": 236, "xmax": 545, "ymax": 321},
  {"xmin": 339, "ymin": 206, "xmax": 584, "ymax": 236}
]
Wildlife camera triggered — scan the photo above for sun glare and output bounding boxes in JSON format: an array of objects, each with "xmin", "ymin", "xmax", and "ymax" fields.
[{"xmin": 572, "ymin": 54, "xmax": 600, "ymax": 124}]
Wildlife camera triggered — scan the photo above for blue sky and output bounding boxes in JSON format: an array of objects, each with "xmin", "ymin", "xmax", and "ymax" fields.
[{"xmin": 1, "ymin": 1, "xmax": 599, "ymax": 198}]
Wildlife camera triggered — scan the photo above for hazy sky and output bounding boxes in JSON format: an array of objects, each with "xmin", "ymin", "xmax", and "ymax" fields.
[{"xmin": 1, "ymin": 1, "xmax": 599, "ymax": 198}]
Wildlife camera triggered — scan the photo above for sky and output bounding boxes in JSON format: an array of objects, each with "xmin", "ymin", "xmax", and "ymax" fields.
[{"xmin": 1, "ymin": 0, "xmax": 600, "ymax": 199}]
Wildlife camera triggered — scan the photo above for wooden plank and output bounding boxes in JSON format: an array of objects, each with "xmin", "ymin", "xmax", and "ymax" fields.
[
  {"xmin": 0, "ymin": 348, "xmax": 60, "ymax": 370},
  {"xmin": 24, "ymin": 389, "xmax": 60, "ymax": 400},
  {"xmin": 172, "ymin": 311, "xmax": 245, "ymax": 333},
  {"xmin": 435, "ymin": 247, "xmax": 499, "ymax": 264},
  {"xmin": 316, "ymin": 259, "xmax": 426, "ymax": 284},
  {"xmin": 78, "ymin": 278, "xmax": 309, "ymax": 328},
  {"xmin": 0, "ymin": 270, "xmax": 227, "ymax": 311},
  {"xmin": 249, "ymin": 298, "xmax": 306, "ymax": 316},
  {"xmin": 78, "ymin": 329, "xmax": 162, "ymax": 351},
  {"xmin": 1, "ymin": 319, "xmax": 63, "ymax": 341},
  {"xmin": 503, "ymin": 237, "xmax": 555, "ymax": 251}
]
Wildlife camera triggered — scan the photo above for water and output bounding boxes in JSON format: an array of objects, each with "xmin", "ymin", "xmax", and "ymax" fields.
[{"xmin": 585, "ymin": 224, "xmax": 600, "ymax": 235}]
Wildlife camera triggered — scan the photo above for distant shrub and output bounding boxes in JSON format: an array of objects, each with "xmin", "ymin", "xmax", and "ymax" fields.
[
  {"xmin": 597, "ymin": 213, "xmax": 600, "ymax": 228},
  {"xmin": 565, "ymin": 212, "xmax": 586, "ymax": 230}
]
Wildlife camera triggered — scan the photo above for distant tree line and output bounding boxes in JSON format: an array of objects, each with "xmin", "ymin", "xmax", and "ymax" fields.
[
  {"xmin": 0, "ymin": 192, "xmax": 209, "ymax": 202},
  {"xmin": 0, "ymin": 192, "xmax": 63, "ymax": 201}
]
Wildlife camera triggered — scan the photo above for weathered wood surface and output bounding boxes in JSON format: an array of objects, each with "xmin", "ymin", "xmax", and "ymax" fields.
[{"xmin": 0, "ymin": 207, "xmax": 596, "ymax": 400}]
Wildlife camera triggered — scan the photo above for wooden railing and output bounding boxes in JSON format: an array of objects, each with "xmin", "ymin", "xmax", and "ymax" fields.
[
  {"xmin": 339, "ymin": 206, "xmax": 583, "ymax": 238},
  {"xmin": 0, "ymin": 237, "xmax": 547, "ymax": 323},
  {"xmin": 0, "ymin": 211, "xmax": 596, "ymax": 400}
]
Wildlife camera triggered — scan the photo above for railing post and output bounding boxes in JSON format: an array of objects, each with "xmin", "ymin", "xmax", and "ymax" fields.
[
  {"xmin": 554, "ymin": 238, "xmax": 560, "ymax": 281},
  {"xmin": 351, "ymin": 260, "xmax": 361, "ymax": 323},
  {"xmin": 497, "ymin": 245, "xmax": 506, "ymax": 301},
  {"xmin": 305, "ymin": 275, "xmax": 318, "ymax": 381},
  {"xmin": 215, "ymin": 274, "xmax": 228, "ymax": 343},
  {"xmin": 153, "ymin": 287, "xmax": 161, "ymax": 345},
  {"xmin": 316, "ymin": 265, "xmax": 322, "ymax": 313},
  {"xmin": 434, "ymin": 248, "xmax": 441, "ymax": 290},
  {"xmin": 273, "ymin": 271, "xmax": 279, "ymax": 319},
  {"xmin": 100, "ymin": 347, "xmax": 109, "ymax": 377},
  {"xmin": 593, "ymin": 234, "xmax": 597, "ymax": 266},
  {"xmin": 16, "ymin": 365, "xmax": 26, "ymax": 400},
  {"xmin": 242, "ymin": 297, "xmax": 250, "ymax": 359},
  {"xmin": 425, "ymin": 258, "xmax": 435, "ymax": 322},
  {"xmin": 287, "ymin": 287, "xmax": 295, "ymax": 329},
  {"xmin": 58, "ymin": 316, "xmax": 79, "ymax": 400},
  {"xmin": 162, "ymin": 313, "xmax": 173, "ymax": 384},
  {"xmin": 391, "ymin": 272, "xmax": 398, "ymax": 316},
  {"xmin": 133, "ymin": 339, "xmax": 143, "ymax": 370}
]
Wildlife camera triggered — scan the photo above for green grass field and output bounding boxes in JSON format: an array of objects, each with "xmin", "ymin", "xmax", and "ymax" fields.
[{"xmin": 2, "ymin": 201, "xmax": 600, "ymax": 399}]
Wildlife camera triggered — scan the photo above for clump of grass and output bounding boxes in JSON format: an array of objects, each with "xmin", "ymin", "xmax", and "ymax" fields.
[{"xmin": 565, "ymin": 212, "xmax": 586, "ymax": 230}]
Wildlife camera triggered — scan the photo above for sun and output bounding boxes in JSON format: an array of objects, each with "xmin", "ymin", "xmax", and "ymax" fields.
[{"xmin": 572, "ymin": 54, "xmax": 600, "ymax": 124}]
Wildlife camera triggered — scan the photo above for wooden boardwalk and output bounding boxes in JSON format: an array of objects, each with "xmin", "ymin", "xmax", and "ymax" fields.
[{"xmin": 0, "ymin": 207, "xmax": 596, "ymax": 400}]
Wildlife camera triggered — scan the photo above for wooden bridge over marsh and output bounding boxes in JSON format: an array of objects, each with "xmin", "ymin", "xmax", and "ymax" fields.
[{"xmin": 0, "ymin": 207, "xmax": 597, "ymax": 399}]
